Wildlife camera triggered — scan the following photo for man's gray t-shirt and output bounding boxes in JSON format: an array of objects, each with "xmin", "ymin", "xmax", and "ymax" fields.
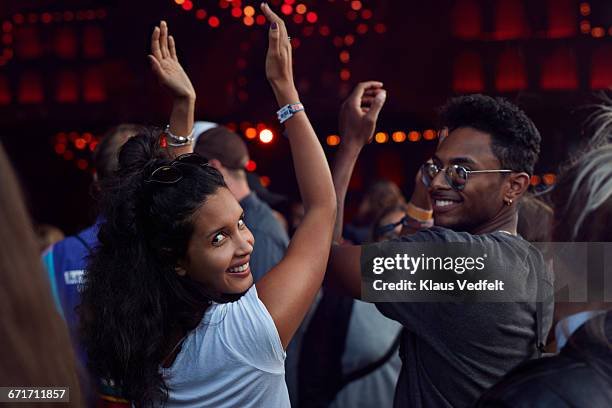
[{"xmin": 373, "ymin": 227, "xmax": 554, "ymax": 408}]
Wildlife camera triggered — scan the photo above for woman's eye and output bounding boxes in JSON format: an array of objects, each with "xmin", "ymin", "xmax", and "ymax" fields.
[
  {"xmin": 238, "ymin": 217, "xmax": 246, "ymax": 229},
  {"xmin": 212, "ymin": 232, "xmax": 225, "ymax": 245}
]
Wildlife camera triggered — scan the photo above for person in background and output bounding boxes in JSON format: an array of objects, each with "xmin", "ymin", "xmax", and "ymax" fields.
[
  {"xmin": 371, "ymin": 204, "xmax": 409, "ymax": 242},
  {"xmin": 35, "ymin": 224, "xmax": 65, "ymax": 253},
  {"xmin": 343, "ymin": 180, "xmax": 406, "ymax": 244},
  {"xmin": 194, "ymin": 125, "xmax": 289, "ymax": 282},
  {"xmin": 299, "ymin": 82, "xmax": 401, "ymax": 408},
  {"xmin": 0, "ymin": 143, "xmax": 83, "ymax": 407},
  {"xmin": 517, "ymin": 193, "xmax": 554, "ymax": 242},
  {"xmin": 477, "ymin": 130, "xmax": 612, "ymax": 406}
]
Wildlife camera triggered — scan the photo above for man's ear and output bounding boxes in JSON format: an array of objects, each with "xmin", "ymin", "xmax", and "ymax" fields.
[
  {"xmin": 208, "ymin": 158, "xmax": 223, "ymax": 171},
  {"xmin": 505, "ymin": 172, "xmax": 530, "ymax": 202}
]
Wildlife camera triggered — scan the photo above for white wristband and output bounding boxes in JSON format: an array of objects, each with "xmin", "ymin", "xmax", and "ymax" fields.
[{"xmin": 277, "ymin": 102, "xmax": 304, "ymax": 124}]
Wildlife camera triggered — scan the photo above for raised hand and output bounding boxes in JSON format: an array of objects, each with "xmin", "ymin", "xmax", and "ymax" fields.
[
  {"xmin": 148, "ymin": 21, "xmax": 195, "ymax": 101},
  {"xmin": 260, "ymin": 3, "xmax": 297, "ymax": 104},
  {"xmin": 339, "ymin": 81, "xmax": 387, "ymax": 147}
]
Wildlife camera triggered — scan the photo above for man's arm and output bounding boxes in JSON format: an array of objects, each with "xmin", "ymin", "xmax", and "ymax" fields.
[
  {"xmin": 332, "ymin": 81, "xmax": 386, "ymax": 242},
  {"xmin": 148, "ymin": 21, "xmax": 196, "ymax": 157}
]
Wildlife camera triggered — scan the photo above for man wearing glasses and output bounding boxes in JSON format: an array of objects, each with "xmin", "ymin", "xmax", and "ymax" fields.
[{"xmin": 327, "ymin": 92, "xmax": 554, "ymax": 407}]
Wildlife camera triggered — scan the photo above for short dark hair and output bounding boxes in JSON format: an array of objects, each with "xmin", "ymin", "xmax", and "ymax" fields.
[{"xmin": 438, "ymin": 94, "xmax": 541, "ymax": 175}]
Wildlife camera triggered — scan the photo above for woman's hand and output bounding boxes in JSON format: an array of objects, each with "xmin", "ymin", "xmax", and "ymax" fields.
[
  {"xmin": 148, "ymin": 21, "xmax": 196, "ymax": 101},
  {"xmin": 260, "ymin": 3, "xmax": 298, "ymax": 104}
]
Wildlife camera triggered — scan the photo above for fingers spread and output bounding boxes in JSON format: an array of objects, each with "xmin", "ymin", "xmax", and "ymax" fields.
[{"xmin": 151, "ymin": 27, "xmax": 162, "ymax": 60}]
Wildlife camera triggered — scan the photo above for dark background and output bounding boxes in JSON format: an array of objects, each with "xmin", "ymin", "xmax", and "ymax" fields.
[{"xmin": 1, "ymin": 0, "xmax": 611, "ymax": 234}]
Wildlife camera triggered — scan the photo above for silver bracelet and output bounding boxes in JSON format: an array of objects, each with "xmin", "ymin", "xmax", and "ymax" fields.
[{"xmin": 164, "ymin": 125, "xmax": 194, "ymax": 147}]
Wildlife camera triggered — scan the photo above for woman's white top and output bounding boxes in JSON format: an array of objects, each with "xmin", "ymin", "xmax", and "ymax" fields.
[{"xmin": 161, "ymin": 285, "xmax": 290, "ymax": 407}]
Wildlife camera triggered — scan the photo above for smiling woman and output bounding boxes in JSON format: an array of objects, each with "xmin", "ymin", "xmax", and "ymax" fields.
[{"xmin": 79, "ymin": 4, "xmax": 335, "ymax": 408}]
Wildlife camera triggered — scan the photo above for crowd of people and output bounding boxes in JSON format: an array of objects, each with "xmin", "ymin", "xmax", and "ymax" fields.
[{"xmin": 2, "ymin": 3, "xmax": 612, "ymax": 407}]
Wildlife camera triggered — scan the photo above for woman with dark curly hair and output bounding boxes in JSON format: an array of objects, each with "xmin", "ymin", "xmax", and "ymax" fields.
[{"xmin": 79, "ymin": 5, "xmax": 335, "ymax": 407}]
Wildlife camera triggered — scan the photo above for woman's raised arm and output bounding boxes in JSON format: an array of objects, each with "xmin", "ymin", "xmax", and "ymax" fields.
[{"xmin": 256, "ymin": 3, "xmax": 337, "ymax": 349}]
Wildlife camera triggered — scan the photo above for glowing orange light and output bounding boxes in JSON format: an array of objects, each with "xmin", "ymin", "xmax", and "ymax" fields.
[
  {"xmin": 281, "ymin": 4, "xmax": 293, "ymax": 15},
  {"xmin": 260, "ymin": 176, "xmax": 271, "ymax": 187},
  {"xmin": 592, "ymin": 27, "xmax": 605, "ymax": 38},
  {"xmin": 77, "ymin": 159, "xmax": 88, "ymax": 170},
  {"xmin": 296, "ymin": 4, "xmax": 307, "ymax": 14},
  {"xmin": 245, "ymin": 160, "xmax": 257, "ymax": 172},
  {"xmin": 259, "ymin": 129, "xmax": 274, "ymax": 143},
  {"xmin": 340, "ymin": 68, "xmax": 351, "ymax": 81},
  {"xmin": 351, "ymin": 1, "xmax": 362, "ymax": 11},
  {"xmin": 423, "ymin": 129, "xmax": 436, "ymax": 140},
  {"xmin": 543, "ymin": 173, "xmax": 556, "ymax": 185},
  {"xmin": 392, "ymin": 131, "xmax": 406, "ymax": 143},
  {"xmin": 231, "ymin": 7, "xmax": 242, "ymax": 17},
  {"xmin": 196, "ymin": 9, "xmax": 207, "ymax": 19},
  {"xmin": 530, "ymin": 175, "xmax": 541, "ymax": 186},
  {"xmin": 208, "ymin": 16, "xmax": 220, "ymax": 27},
  {"xmin": 339, "ymin": 50, "xmax": 350, "ymax": 63},
  {"xmin": 306, "ymin": 12, "xmax": 317, "ymax": 23},
  {"xmin": 408, "ymin": 131, "xmax": 421, "ymax": 142},
  {"xmin": 75, "ymin": 138, "xmax": 87, "ymax": 150},
  {"xmin": 344, "ymin": 34, "xmax": 355, "ymax": 46},
  {"xmin": 244, "ymin": 6, "xmax": 255, "ymax": 17},
  {"xmin": 243, "ymin": 16, "xmax": 254, "ymax": 26},
  {"xmin": 580, "ymin": 20, "xmax": 591, "ymax": 34},
  {"xmin": 326, "ymin": 135, "xmax": 341, "ymax": 146},
  {"xmin": 580, "ymin": 2, "xmax": 591, "ymax": 16},
  {"xmin": 175, "ymin": 0, "xmax": 185, "ymax": 4},
  {"xmin": 374, "ymin": 132, "xmax": 388, "ymax": 143}
]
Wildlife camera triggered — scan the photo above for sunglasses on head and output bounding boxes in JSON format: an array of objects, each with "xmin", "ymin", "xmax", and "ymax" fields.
[
  {"xmin": 146, "ymin": 153, "xmax": 210, "ymax": 185},
  {"xmin": 421, "ymin": 162, "xmax": 512, "ymax": 191},
  {"xmin": 375, "ymin": 215, "xmax": 410, "ymax": 240}
]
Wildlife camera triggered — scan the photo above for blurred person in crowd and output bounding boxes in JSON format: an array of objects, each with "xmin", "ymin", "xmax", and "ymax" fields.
[
  {"xmin": 0, "ymin": 143, "xmax": 83, "ymax": 407},
  {"xmin": 477, "ymin": 125, "xmax": 612, "ymax": 406},
  {"xmin": 517, "ymin": 194, "xmax": 554, "ymax": 242},
  {"xmin": 343, "ymin": 180, "xmax": 406, "ymax": 244},
  {"xmin": 299, "ymin": 82, "xmax": 401, "ymax": 408},
  {"xmin": 371, "ymin": 204, "xmax": 409, "ymax": 242},
  {"xmin": 326, "ymin": 93, "xmax": 554, "ymax": 407},
  {"xmin": 35, "ymin": 223, "xmax": 65, "ymax": 253},
  {"xmin": 195, "ymin": 126, "xmax": 289, "ymax": 282},
  {"xmin": 79, "ymin": 7, "xmax": 335, "ymax": 407}
]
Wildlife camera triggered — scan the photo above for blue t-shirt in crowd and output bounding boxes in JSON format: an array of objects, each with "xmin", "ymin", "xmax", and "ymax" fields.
[
  {"xmin": 239, "ymin": 192, "xmax": 289, "ymax": 281},
  {"xmin": 42, "ymin": 220, "xmax": 100, "ymax": 364}
]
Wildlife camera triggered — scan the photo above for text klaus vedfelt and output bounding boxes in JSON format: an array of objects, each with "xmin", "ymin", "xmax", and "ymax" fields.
[{"xmin": 370, "ymin": 254, "xmax": 504, "ymax": 292}]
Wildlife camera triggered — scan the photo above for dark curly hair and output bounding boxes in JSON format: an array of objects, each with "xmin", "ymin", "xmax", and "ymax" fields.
[
  {"xmin": 438, "ymin": 94, "xmax": 541, "ymax": 175},
  {"xmin": 79, "ymin": 129, "xmax": 227, "ymax": 407}
]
